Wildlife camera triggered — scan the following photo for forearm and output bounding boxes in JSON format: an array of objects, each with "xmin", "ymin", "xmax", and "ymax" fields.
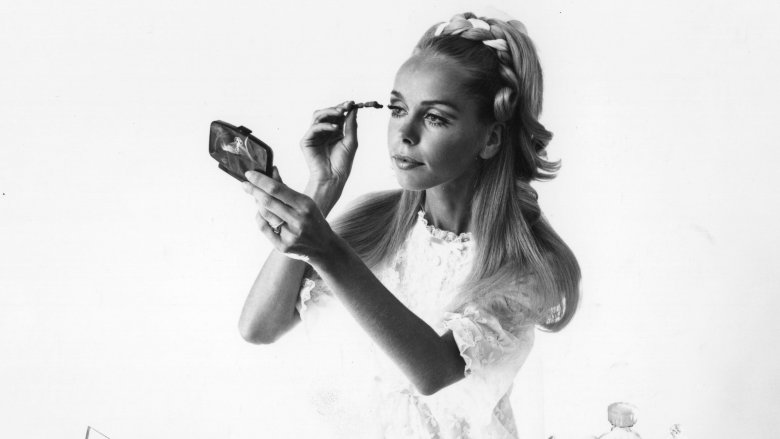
[
  {"xmin": 304, "ymin": 180, "xmax": 343, "ymax": 217},
  {"xmin": 238, "ymin": 251, "xmax": 308, "ymax": 344},
  {"xmin": 311, "ymin": 236, "xmax": 465, "ymax": 395},
  {"xmin": 238, "ymin": 182, "xmax": 340, "ymax": 344}
]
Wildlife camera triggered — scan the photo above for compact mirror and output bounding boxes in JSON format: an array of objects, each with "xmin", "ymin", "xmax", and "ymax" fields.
[{"xmin": 209, "ymin": 120, "xmax": 273, "ymax": 182}]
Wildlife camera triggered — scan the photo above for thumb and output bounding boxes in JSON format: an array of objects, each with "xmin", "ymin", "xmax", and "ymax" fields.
[
  {"xmin": 272, "ymin": 166, "xmax": 283, "ymax": 182},
  {"xmin": 342, "ymin": 107, "xmax": 359, "ymax": 147}
]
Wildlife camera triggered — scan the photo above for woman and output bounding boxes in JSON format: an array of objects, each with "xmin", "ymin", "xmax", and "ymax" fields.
[{"xmin": 239, "ymin": 12, "xmax": 580, "ymax": 438}]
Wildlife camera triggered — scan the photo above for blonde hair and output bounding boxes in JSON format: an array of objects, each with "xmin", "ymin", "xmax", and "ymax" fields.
[{"xmin": 330, "ymin": 12, "xmax": 580, "ymax": 332}]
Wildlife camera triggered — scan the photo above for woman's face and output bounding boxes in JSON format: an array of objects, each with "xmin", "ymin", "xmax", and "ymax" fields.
[{"xmin": 387, "ymin": 54, "xmax": 492, "ymax": 192}]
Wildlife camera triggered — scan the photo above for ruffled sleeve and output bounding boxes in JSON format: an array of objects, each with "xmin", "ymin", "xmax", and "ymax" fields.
[
  {"xmin": 295, "ymin": 266, "xmax": 332, "ymax": 317},
  {"xmin": 436, "ymin": 281, "xmax": 541, "ymax": 427}
]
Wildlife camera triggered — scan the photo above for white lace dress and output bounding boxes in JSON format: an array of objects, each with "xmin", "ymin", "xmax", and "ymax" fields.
[{"xmin": 296, "ymin": 209, "xmax": 539, "ymax": 439}]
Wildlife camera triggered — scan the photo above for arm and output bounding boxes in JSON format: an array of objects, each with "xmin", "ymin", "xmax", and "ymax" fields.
[
  {"xmin": 238, "ymin": 100, "xmax": 357, "ymax": 344},
  {"xmin": 312, "ymin": 234, "xmax": 467, "ymax": 395},
  {"xmin": 238, "ymin": 182, "xmax": 341, "ymax": 344},
  {"xmin": 244, "ymin": 171, "xmax": 466, "ymax": 394},
  {"xmin": 240, "ymin": 102, "xmax": 465, "ymax": 394},
  {"xmin": 238, "ymin": 250, "xmax": 305, "ymax": 344}
]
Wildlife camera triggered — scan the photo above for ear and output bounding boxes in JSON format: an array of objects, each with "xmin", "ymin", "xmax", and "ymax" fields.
[{"xmin": 479, "ymin": 123, "xmax": 503, "ymax": 160}]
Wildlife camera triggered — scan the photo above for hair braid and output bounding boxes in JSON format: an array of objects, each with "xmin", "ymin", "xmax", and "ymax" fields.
[{"xmin": 436, "ymin": 14, "xmax": 525, "ymax": 124}]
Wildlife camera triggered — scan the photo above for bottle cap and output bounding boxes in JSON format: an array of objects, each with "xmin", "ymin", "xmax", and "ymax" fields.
[{"xmin": 607, "ymin": 402, "xmax": 637, "ymax": 428}]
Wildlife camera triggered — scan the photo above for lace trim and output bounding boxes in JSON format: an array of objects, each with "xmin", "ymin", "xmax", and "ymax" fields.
[
  {"xmin": 443, "ymin": 315, "xmax": 483, "ymax": 377},
  {"xmin": 297, "ymin": 277, "xmax": 317, "ymax": 314},
  {"xmin": 417, "ymin": 210, "xmax": 473, "ymax": 244},
  {"xmin": 442, "ymin": 306, "xmax": 495, "ymax": 376}
]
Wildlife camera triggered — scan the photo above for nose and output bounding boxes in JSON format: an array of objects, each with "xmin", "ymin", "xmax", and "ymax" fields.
[{"xmin": 394, "ymin": 116, "xmax": 419, "ymax": 146}]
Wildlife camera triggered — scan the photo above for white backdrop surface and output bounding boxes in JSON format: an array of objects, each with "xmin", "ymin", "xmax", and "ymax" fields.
[{"xmin": 1, "ymin": 1, "xmax": 779, "ymax": 438}]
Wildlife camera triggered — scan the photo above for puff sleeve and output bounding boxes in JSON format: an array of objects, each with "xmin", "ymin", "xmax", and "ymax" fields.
[{"xmin": 434, "ymin": 281, "xmax": 542, "ymax": 427}]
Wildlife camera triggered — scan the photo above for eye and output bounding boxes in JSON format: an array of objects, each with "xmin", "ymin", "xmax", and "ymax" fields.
[
  {"xmin": 424, "ymin": 113, "xmax": 449, "ymax": 127},
  {"xmin": 387, "ymin": 105, "xmax": 406, "ymax": 118},
  {"xmin": 387, "ymin": 105, "xmax": 450, "ymax": 128}
]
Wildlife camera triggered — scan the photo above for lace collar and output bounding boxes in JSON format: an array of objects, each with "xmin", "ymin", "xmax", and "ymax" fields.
[{"xmin": 416, "ymin": 209, "xmax": 474, "ymax": 244}]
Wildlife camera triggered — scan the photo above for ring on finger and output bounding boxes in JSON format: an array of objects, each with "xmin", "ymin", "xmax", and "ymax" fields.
[{"xmin": 269, "ymin": 220, "xmax": 286, "ymax": 235}]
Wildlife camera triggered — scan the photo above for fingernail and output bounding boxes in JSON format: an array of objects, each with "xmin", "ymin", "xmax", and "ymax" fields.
[{"xmin": 241, "ymin": 181, "xmax": 251, "ymax": 191}]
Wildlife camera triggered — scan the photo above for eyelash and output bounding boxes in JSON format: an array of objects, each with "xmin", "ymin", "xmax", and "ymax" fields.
[{"xmin": 387, "ymin": 105, "xmax": 449, "ymax": 127}]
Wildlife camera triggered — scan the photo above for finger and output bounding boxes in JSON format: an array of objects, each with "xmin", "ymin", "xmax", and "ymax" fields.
[
  {"xmin": 338, "ymin": 100, "xmax": 355, "ymax": 112},
  {"xmin": 255, "ymin": 212, "xmax": 285, "ymax": 245},
  {"xmin": 244, "ymin": 171, "xmax": 309, "ymax": 215},
  {"xmin": 255, "ymin": 209, "xmax": 285, "ymax": 234},
  {"xmin": 253, "ymin": 197, "xmax": 284, "ymax": 228},
  {"xmin": 257, "ymin": 212, "xmax": 299, "ymax": 255},
  {"xmin": 312, "ymin": 107, "xmax": 345, "ymax": 124},
  {"xmin": 342, "ymin": 106, "xmax": 359, "ymax": 146},
  {"xmin": 301, "ymin": 122, "xmax": 341, "ymax": 144},
  {"xmin": 272, "ymin": 166, "xmax": 282, "ymax": 183},
  {"xmin": 312, "ymin": 101, "xmax": 354, "ymax": 123},
  {"xmin": 242, "ymin": 179, "xmax": 298, "ymax": 226}
]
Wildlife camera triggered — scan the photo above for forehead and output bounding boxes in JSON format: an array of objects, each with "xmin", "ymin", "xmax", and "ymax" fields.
[{"xmin": 392, "ymin": 54, "xmax": 472, "ymax": 103}]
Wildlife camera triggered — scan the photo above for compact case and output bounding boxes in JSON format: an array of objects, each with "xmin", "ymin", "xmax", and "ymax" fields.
[{"xmin": 209, "ymin": 120, "xmax": 274, "ymax": 182}]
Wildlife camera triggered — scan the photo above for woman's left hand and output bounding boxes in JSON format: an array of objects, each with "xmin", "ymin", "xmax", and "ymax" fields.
[{"xmin": 242, "ymin": 169, "xmax": 338, "ymax": 264}]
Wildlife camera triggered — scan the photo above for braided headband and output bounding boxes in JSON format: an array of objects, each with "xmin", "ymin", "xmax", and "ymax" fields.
[{"xmin": 434, "ymin": 18, "xmax": 508, "ymax": 51}]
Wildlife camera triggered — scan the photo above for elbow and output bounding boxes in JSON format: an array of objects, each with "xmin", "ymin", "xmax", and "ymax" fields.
[
  {"xmin": 415, "ymin": 384, "xmax": 440, "ymax": 397},
  {"xmin": 415, "ymin": 379, "xmax": 448, "ymax": 396},
  {"xmin": 239, "ymin": 330, "xmax": 275, "ymax": 345},
  {"xmin": 414, "ymin": 374, "xmax": 459, "ymax": 397},
  {"xmin": 414, "ymin": 360, "xmax": 466, "ymax": 396},
  {"xmin": 238, "ymin": 320, "xmax": 282, "ymax": 345}
]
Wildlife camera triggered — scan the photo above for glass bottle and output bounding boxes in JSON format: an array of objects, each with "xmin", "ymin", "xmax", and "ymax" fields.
[{"xmin": 597, "ymin": 402, "xmax": 642, "ymax": 439}]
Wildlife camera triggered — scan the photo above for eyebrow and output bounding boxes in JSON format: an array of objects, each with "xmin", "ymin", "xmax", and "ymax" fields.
[{"xmin": 390, "ymin": 90, "xmax": 461, "ymax": 112}]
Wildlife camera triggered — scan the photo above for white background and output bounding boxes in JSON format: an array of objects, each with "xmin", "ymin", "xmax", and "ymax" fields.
[{"xmin": 2, "ymin": 1, "xmax": 779, "ymax": 438}]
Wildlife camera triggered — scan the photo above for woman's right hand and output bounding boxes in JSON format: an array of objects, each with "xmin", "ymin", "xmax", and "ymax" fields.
[{"xmin": 300, "ymin": 101, "xmax": 359, "ymax": 187}]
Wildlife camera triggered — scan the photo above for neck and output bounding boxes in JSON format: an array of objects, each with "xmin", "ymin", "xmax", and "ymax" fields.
[{"xmin": 422, "ymin": 173, "xmax": 478, "ymax": 235}]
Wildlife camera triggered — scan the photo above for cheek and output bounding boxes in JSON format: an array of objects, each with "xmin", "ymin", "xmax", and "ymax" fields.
[
  {"xmin": 447, "ymin": 153, "xmax": 478, "ymax": 175},
  {"xmin": 432, "ymin": 136, "xmax": 481, "ymax": 171},
  {"xmin": 431, "ymin": 134, "xmax": 473, "ymax": 160},
  {"xmin": 386, "ymin": 120, "xmax": 393, "ymax": 148},
  {"xmin": 386, "ymin": 119, "xmax": 401, "ymax": 150}
]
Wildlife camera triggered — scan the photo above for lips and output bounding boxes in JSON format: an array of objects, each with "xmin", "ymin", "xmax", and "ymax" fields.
[
  {"xmin": 392, "ymin": 156, "xmax": 423, "ymax": 171},
  {"xmin": 392, "ymin": 154, "xmax": 423, "ymax": 165}
]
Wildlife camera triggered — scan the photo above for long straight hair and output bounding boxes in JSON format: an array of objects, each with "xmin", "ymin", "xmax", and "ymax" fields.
[{"xmin": 331, "ymin": 13, "xmax": 580, "ymax": 331}]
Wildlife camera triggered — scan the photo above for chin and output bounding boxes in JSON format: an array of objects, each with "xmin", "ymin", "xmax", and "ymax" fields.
[{"xmin": 393, "ymin": 174, "xmax": 433, "ymax": 192}]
